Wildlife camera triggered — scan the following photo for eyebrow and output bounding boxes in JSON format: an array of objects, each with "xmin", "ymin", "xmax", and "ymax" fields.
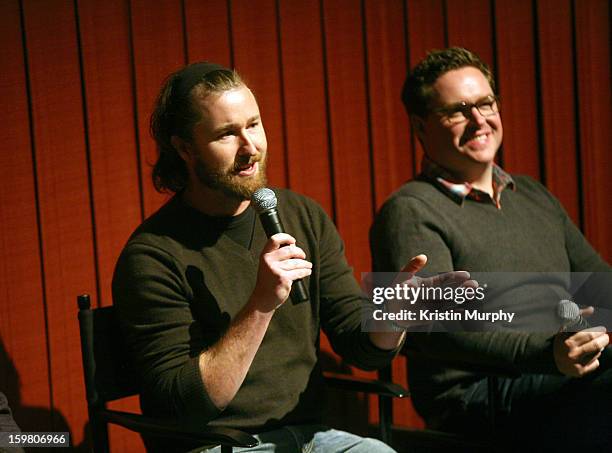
[
  {"xmin": 443, "ymin": 95, "xmax": 496, "ymax": 110},
  {"xmin": 212, "ymin": 115, "xmax": 261, "ymax": 135}
]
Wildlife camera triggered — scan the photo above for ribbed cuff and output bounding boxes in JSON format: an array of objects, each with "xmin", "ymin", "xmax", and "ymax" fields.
[{"xmin": 176, "ymin": 356, "xmax": 222, "ymax": 426}]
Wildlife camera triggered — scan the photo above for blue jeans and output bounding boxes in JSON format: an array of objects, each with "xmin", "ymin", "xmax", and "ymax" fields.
[{"xmin": 203, "ymin": 424, "xmax": 395, "ymax": 453}]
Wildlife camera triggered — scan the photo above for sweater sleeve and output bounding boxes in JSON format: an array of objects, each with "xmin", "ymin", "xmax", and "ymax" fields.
[
  {"xmin": 560, "ymin": 197, "xmax": 612, "ymax": 314},
  {"xmin": 311, "ymin": 202, "xmax": 400, "ymax": 370},
  {"xmin": 565, "ymin": 218, "xmax": 610, "ymax": 272},
  {"xmin": 566, "ymin": 213, "xmax": 612, "ymax": 308},
  {"xmin": 408, "ymin": 331, "xmax": 558, "ymax": 374},
  {"xmin": 370, "ymin": 194, "xmax": 454, "ymax": 274},
  {"xmin": 112, "ymin": 242, "xmax": 221, "ymax": 425},
  {"xmin": 524, "ymin": 176, "xmax": 610, "ymax": 272},
  {"xmin": 525, "ymin": 177, "xmax": 611, "ymax": 310}
]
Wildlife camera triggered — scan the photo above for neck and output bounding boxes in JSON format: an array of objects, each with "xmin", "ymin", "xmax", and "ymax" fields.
[
  {"xmin": 441, "ymin": 161, "xmax": 494, "ymax": 196},
  {"xmin": 182, "ymin": 185, "xmax": 250, "ymax": 217},
  {"xmin": 465, "ymin": 164, "xmax": 494, "ymax": 196}
]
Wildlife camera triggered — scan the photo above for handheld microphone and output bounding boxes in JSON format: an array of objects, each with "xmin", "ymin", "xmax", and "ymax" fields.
[
  {"xmin": 557, "ymin": 299, "xmax": 612, "ymax": 364},
  {"xmin": 251, "ymin": 188, "xmax": 309, "ymax": 304},
  {"xmin": 557, "ymin": 299, "xmax": 590, "ymax": 332}
]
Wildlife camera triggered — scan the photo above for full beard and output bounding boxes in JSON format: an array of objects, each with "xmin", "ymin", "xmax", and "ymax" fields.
[{"xmin": 194, "ymin": 154, "xmax": 268, "ymax": 201}]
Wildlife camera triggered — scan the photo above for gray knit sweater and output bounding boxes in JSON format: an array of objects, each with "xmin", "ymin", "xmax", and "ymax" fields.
[{"xmin": 370, "ymin": 174, "xmax": 610, "ymax": 426}]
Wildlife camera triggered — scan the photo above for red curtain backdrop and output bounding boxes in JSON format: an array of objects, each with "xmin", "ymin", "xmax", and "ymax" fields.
[{"xmin": 1, "ymin": 0, "xmax": 609, "ymax": 450}]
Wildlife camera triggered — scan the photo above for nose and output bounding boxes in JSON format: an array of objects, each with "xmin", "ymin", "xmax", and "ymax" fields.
[
  {"xmin": 237, "ymin": 129, "xmax": 257, "ymax": 155},
  {"xmin": 468, "ymin": 106, "xmax": 487, "ymax": 125}
]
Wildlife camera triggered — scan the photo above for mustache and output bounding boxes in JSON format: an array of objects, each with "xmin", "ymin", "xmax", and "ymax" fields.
[{"xmin": 233, "ymin": 154, "xmax": 263, "ymax": 172}]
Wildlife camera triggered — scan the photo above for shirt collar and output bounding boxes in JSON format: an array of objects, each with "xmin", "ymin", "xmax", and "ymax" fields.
[{"xmin": 421, "ymin": 156, "xmax": 515, "ymax": 209}]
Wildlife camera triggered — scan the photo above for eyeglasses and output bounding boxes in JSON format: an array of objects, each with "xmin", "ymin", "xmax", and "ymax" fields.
[{"xmin": 431, "ymin": 95, "xmax": 500, "ymax": 125}]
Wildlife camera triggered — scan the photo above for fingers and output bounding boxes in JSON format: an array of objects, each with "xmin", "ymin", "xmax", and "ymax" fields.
[
  {"xmin": 277, "ymin": 259, "xmax": 313, "ymax": 280},
  {"xmin": 278, "ymin": 258, "xmax": 312, "ymax": 271},
  {"xmin": 570, "ymin": 325, "xmax": 607, "ymax": 342},
  {"xmin": 579, "ymin": 306, "xmax": 595, "ymax": 318},
  {"xmin": 566, "ymin": 328, "xmax": 609, "ymax": 360},
  {"xmin": 261, "ymin": 233, "xmax": 297, "ymax": 252},
  {"xmin": 579, "ymin": 358, "xmax": 601, "ymax": 375},
  {"xmin": 261, "ymin": 235, "xmax": 312, "ymax": 275},
  {"xmin": 262, "ymin": 234, "xmax": 306, "ymax": 261},
  {"xmin": 272, "ymin": 244, "xmax": 307, "ymax": 261},
  {"xmin": 462, "ymin": 279, "xmax": 479, "ymax": 288},
  {"xmin": 396, "ymin": 256, "xmax": 474, "ymax": 294},
  {"xmin": 423, "ymin": 271, "xmax": 472, "ymax": 288},
  {"xmin": 554, "ymin": 327, "xmax": 609, "ymax": 377},
  {"xmin": 400, "ymin": 254, "xmax": 427, "ymax": 275},
  {"xmin": 397, "ymin": 253, "xmax": 473, "ymax": 291},
  {"xmin": 254, "ymin": 235, "xmax": 312, "ymax": 311}
]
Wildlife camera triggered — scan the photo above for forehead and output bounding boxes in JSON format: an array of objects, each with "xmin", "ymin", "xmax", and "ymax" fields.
[
  {"xmin": 431, "ymin": 67, "xmax": 493, "ymax": 104},
  {"xmin": 194, "ymin": 85, "xmax": 260, "ymax": 126}
]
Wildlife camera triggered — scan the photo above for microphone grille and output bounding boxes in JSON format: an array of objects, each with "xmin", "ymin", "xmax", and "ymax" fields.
[
  {"xmin": 557, "ymin": 299, "xmax": 579, "ymax": 322},
  {"xmin": 251, "ymin": 188, "xmax": 277, "ymax": 213}
]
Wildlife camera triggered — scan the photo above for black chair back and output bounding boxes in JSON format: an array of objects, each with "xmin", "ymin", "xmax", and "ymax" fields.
[
  {"xmin": 76, "ymin": 294, "xmax": 259, "ymax": 453},
  {"xmin": 78, "ymin": 293, "xmax": 127, "ymax": 452},
  {"xmin": 78, "ymin": 294, "xmax": 139, "ymax": 406}
]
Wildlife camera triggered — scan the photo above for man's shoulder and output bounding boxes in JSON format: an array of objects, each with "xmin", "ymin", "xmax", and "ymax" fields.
[
  {"xmin": 512, "ymin": 174, "xmax": 549, "ymax": 194},
  {"xmin": 271, "ymin": 188, "xmax": 341, "ymax": 248},
  {"xmin": 121, "ymin": 196, "xmax": 192, "ymax": 255},
  {"xmin": 393, "ymin": 175, "xmax": 448, "ymax": 200},
  {"xmin": 371, "ymin": 178, "xmax": 447, "ymax": 243},
  {"xmin": 377, "ymin": 177, "xmax": 445, "ymax": 215},
  {"xmin": 274, "ymin": 187, "xmax": 319, "ymax": 207},
  {"xmin": 273, "ymin": 187, "xmax": 330, "ymax": 220},
  {"xmin": 510, "ymin": 174, "xmax": 562, "ymax": 208}
]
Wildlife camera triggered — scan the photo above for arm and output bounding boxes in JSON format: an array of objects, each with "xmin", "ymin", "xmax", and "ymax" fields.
[
  {"xmin": 113, "ymin": 234, "xmax": 311, "ymax": 420},
  {"xmin": 368, "ymin": 254, "xmax": 474, "ymax": 349},
  {"xmin": 370, "ymin": 195, "xmax": 454, "ymax": 275},
  {"xmin": 198, "ymin": 234, "xmax": 311, "ymax": 409},
  {"xmin": 533, "ymin": 179, "xmax": 612, "ymax": 375},
  {"xmin": 309, "ymin": 202, "xmax": 403, "ymax": 368},
  {"xmin": 367, "ymin": 255, "xmax": 430, "ymax": 351},
  {"xmin": 370, "ymin": 194, "xmax": 560, "ymax": 373},
  {"xmin": 561, "ymin": 205, "xmax": 610, "ymax": 274}
]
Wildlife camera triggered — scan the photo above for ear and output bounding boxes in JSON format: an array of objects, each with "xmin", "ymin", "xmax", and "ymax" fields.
[{"xmin": 171, "ymin": 135, "xmax": 192, "ymax": 163}]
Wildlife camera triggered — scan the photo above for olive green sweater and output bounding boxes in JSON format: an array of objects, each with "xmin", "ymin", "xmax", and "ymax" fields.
[
  {"xmin": 370, "ymin": 174, "xmax": 610, "ymax": 426},
  {"xmin": 113, "ymin": 188, "xmax": 397, "ymax": 434}
]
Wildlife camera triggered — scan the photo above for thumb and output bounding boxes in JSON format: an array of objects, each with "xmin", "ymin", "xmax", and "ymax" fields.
[
  {"xmin": 579, "ymin": 306, "xmax": 595, "ymax": 318},
  {"xmin": 400, "ymin": 254, "xmax": 428, "ymax": 275}
]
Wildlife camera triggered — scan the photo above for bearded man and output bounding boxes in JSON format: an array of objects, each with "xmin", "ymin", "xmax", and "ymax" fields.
[{"xmin": 113, "ymin": 62, "xmax": 451, "ymax": 453}]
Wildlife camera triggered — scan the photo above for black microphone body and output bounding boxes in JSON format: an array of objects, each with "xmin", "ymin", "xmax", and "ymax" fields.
[{"xmin": 252, "ymin": 189, "xmax": 309, "ymax": 304}]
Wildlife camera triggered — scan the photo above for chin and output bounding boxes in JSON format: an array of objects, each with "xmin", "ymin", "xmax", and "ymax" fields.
[
  {"xmin": 464, "ymin": 147, "xmax": 497, "ymax": 163},
  {"xmin": 471, "ymin": 155, "xmax": 496, "ymax": 165}
]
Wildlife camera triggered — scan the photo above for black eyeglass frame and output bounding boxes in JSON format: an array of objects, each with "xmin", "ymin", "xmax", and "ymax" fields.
[{"xmin": 430, "ymin": 95, "xmax": 501, "ymax": 124}]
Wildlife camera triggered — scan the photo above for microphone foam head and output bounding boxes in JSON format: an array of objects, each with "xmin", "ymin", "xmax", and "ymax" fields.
[
  {"xmin": 557, "ymin": 299, "xmax": 579, "ymax": 322},
  {"xmin": 251, "ymin": 188, "xmax": 277, "ymax": 213}
]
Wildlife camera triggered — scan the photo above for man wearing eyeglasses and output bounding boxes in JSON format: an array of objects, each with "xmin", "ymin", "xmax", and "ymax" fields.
[{"xmin": 370, "ymin": 47, "xmax": 612, "ymax": 449}]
